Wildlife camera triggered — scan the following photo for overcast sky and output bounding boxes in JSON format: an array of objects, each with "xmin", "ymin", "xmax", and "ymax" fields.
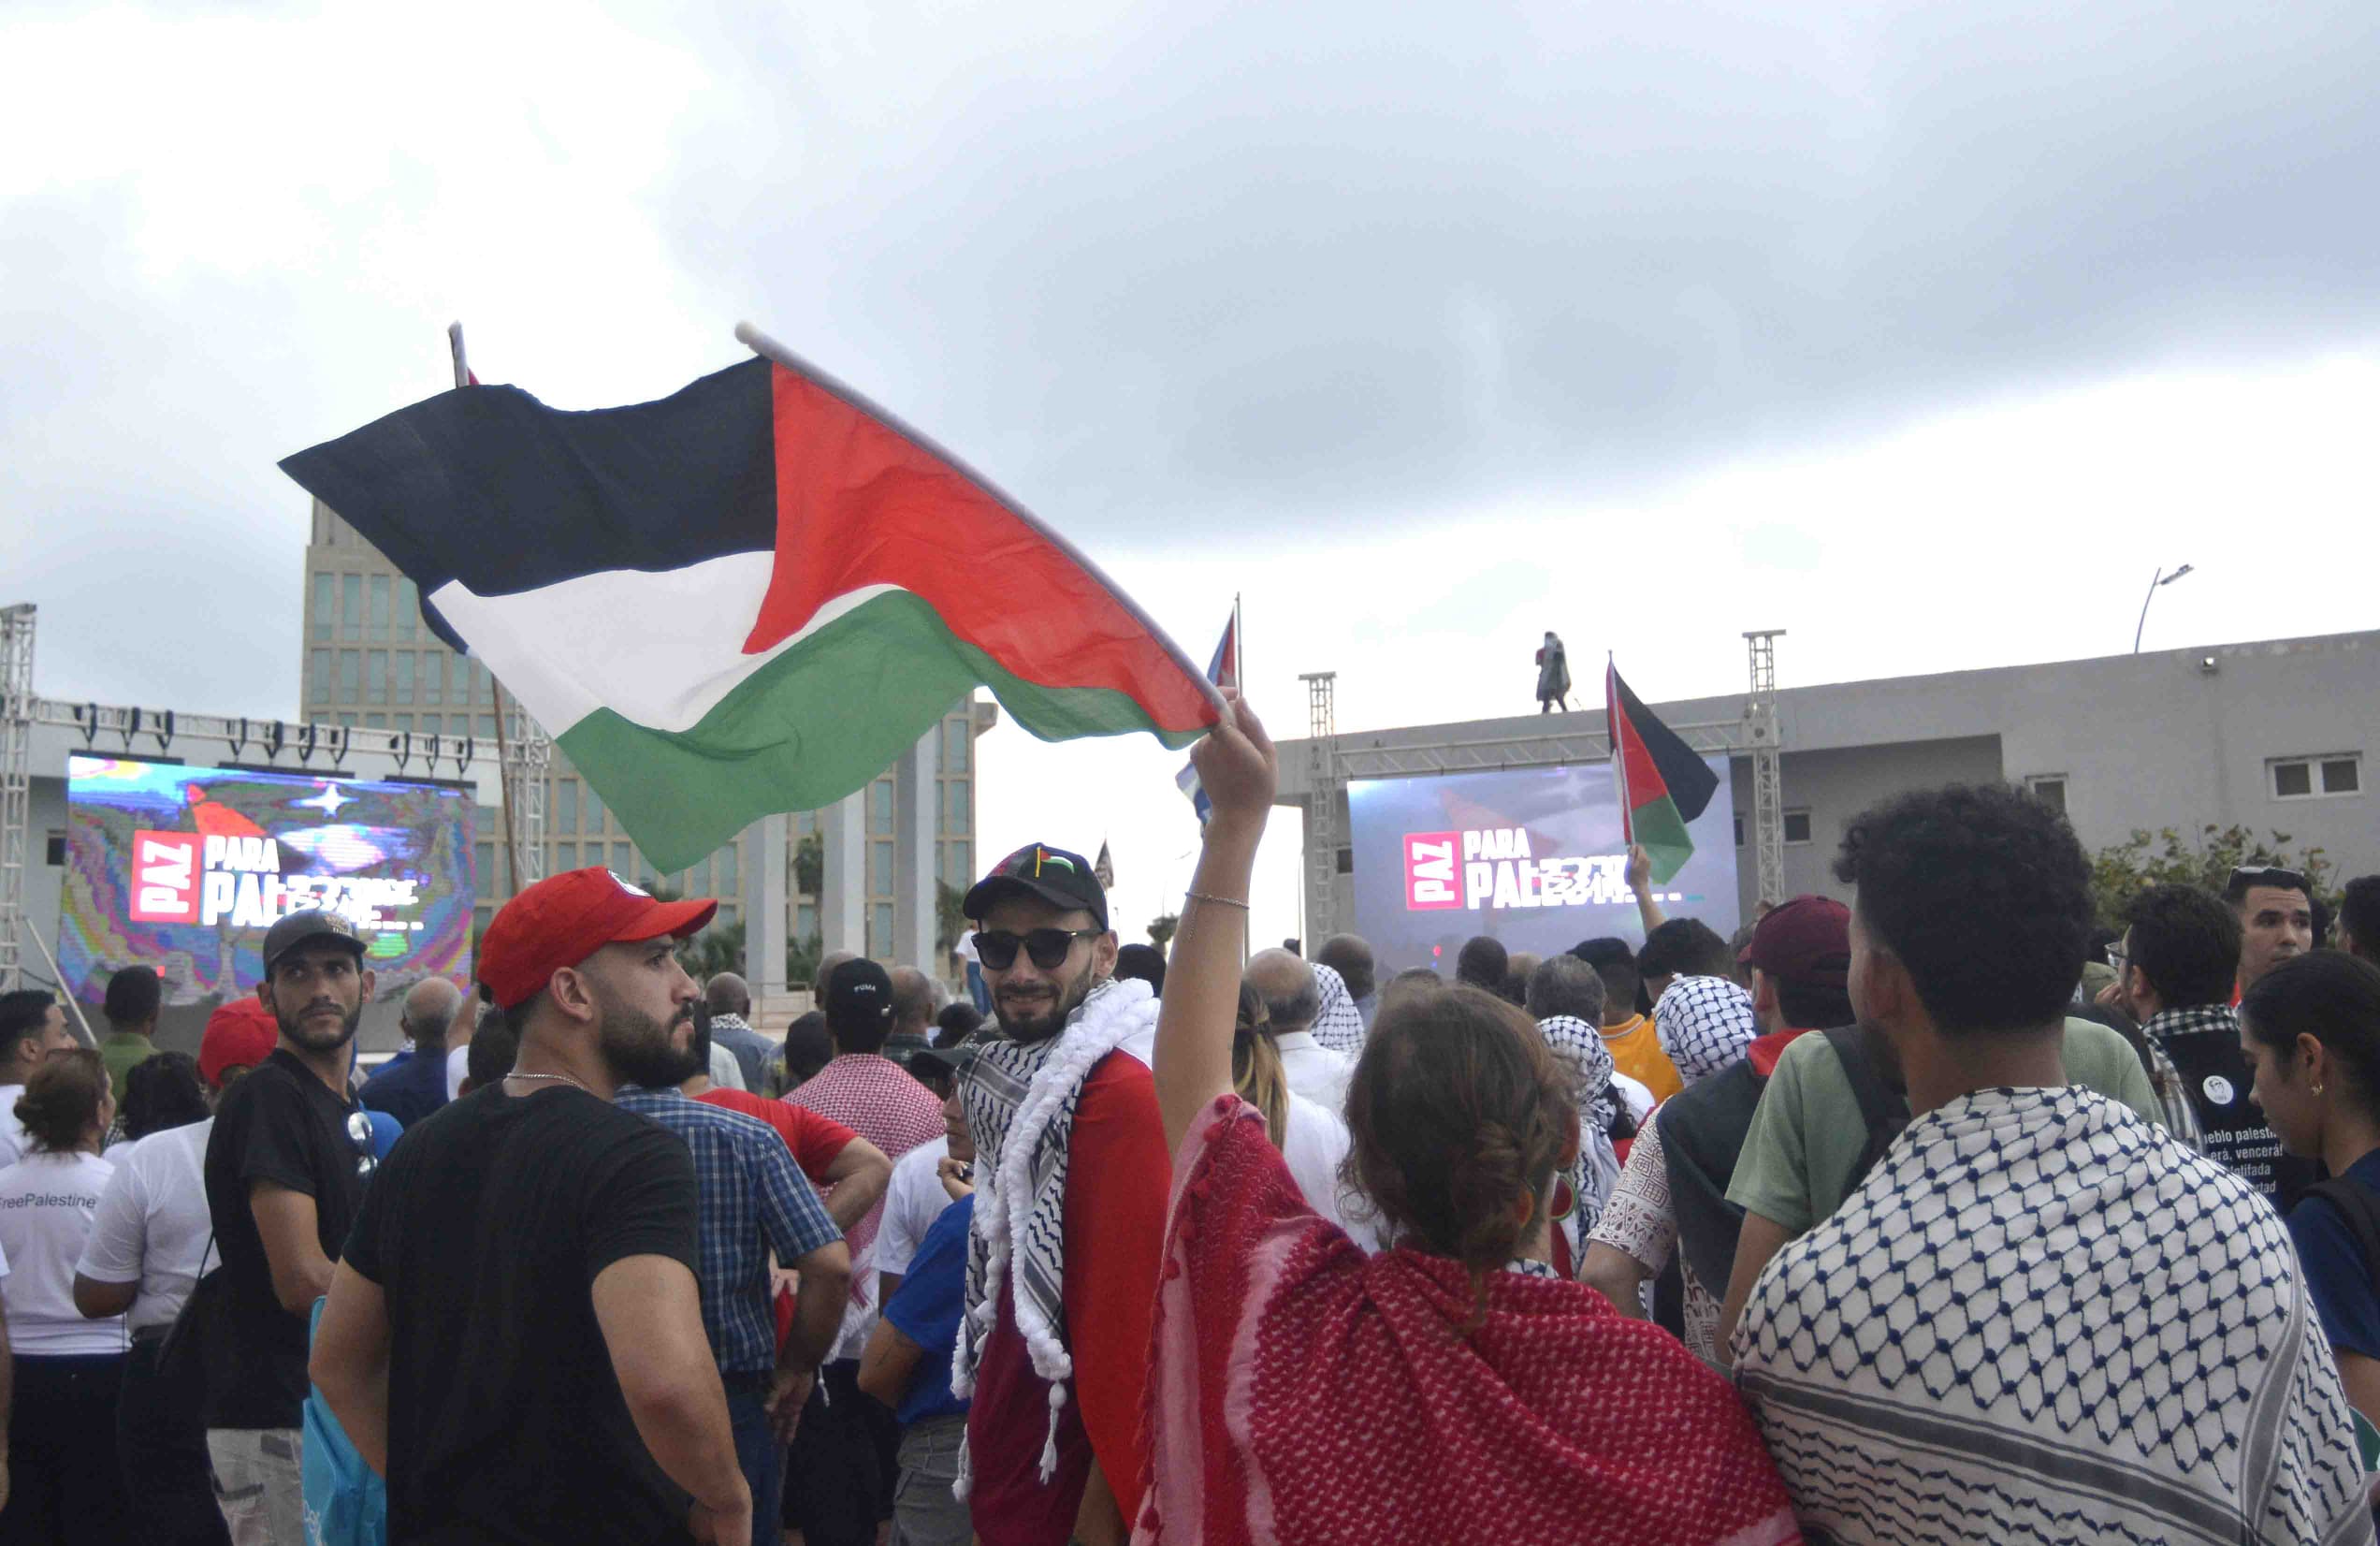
[{"xmin": 6, "ymin": 0, "xmax": 2376, "ymax": 951}]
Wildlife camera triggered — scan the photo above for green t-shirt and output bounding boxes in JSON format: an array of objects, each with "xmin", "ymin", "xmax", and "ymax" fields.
[
  {"xmin": 98, "ymin": 1030, "xmax": 160, "ymax": 1104},
  {"xmin": 1726, "ymin": 1016, "xmax": 2162, "ymax": 1236}
]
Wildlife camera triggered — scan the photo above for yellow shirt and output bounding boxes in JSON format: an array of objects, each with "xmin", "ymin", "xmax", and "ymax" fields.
[{"xmin": 1603, "ymin": 1014, "xmax": 1683, "ymax": 1105}]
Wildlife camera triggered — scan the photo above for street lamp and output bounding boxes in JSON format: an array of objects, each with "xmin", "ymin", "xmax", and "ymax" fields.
[{"xmin": 2133, "ymin": 563, "xmax": 2196, "ymax": 653}]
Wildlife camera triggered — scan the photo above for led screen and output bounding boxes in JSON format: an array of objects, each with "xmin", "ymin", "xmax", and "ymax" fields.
[
  {"xmin": 1345, "ymin": 760, "xmax": 1738, "ymax": 972},
  {"xmin": 59, "ymin": 755, "xmax": 473, "ymax": 1007}
]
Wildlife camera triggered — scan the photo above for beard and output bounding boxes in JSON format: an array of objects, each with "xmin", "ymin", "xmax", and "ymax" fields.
[
  {"xmin": 992, "ymin": 956, "xmax": 1099, "ymax": 1044},
  {"xmin": 599, "ymin": 1000, "xmax": 703, "ymax": 1089},
  {"xmin": 276, "ymin": 997, "xmax": 362, "ymax": 1054}
]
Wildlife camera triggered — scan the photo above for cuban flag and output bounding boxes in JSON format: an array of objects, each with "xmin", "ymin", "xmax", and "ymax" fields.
[{"xmin": 1175, "ymin": 607, "xmax": 1240, "ymax": 824}]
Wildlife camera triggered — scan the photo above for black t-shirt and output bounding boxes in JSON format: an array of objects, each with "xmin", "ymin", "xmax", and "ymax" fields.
[
  {"xmin": 200, "ymin": 1046, "xmax": 369, "ymax": 1429},
  {"xmin": 342, "ymin": 1084, "xmax": 702, "ymax": 1546},
  {"xmin": 2161, "ymin": 1026, "xmax": 2321, "ymax": 1208}
]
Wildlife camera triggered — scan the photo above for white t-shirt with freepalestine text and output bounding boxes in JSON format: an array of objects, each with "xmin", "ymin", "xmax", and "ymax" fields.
[
  {"xmin": 0, "ymin": 1149, "xmax": 127, "ymax": 1354},
  {"xmin": 78, "ymin": 1117, "xmax": 215, "ymax": 1332}
]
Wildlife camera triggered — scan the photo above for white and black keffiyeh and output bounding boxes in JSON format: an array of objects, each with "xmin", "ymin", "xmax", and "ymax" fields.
[
  {"xmin": 1654, "ymin": 976, "xmax": 1758, "ymax": 1087},
  {"xmin": 1311, "ymin": 962, "xmax": 1367, "ymax": 1055},
  {"xmin": 1535, "ymin": 1014, "xmax": 1622, "ymax": 1235},
  {"xmin": 1733, "ymin": 1086, "xmax": 2372, "ymax": 1546},
  {"xmin": 953, "ymin": 977, "xmax": 1157, "ymax": 1490}
]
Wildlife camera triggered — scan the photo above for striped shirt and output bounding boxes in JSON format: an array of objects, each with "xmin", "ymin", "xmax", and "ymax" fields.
[{"xmin": 613, "ymin": 1087, "xmax": 843, "ymax": 1373}]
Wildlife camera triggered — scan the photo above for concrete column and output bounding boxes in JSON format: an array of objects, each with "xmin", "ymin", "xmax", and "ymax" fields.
[
  {"xmin": 819, "ymin": 789, "xmax": 866, "ymax": 960},
  {"xmin": 741, "ymin": 813, "xmax": 788, "ymax": 997},
  {"xmin": 893, "ymin": 730, "xmax": 939, "ymax": 971}
]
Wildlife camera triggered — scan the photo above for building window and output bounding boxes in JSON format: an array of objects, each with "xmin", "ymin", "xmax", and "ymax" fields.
[
  {"xmin": 394, "ymin": 651, "xmax": 414, "ymax": 702},
  {"xmin": 366, "ymin": 651, "xmax": 386, "ymax": 704},
  {"xmin": 369, "ymin": 575, "xmax": 391, "ymax": 640},
  {"xmin": 613, "ymin": 841, "xmax": 632, "ymax": 874},
  {"xmin": 1782, "ymin": 809, "xmax": 1813, "ymax": 845},
  {"xmin": 2271, "ymin": 754, "xmax": 2362, "ymax": 800},
  {"xmin": 869, "ymin": 780, "xmax": 893, "ymax": 836},
  {"xmin": 395, "ymin": 577, "xmax": 418, "ymax": 639},
  {"xmin": 556, "ymin": 842, "xmax": 578, "ymax": 870},
  {"xmin": 392, "ymin": 713, "xmax": 413, "ymax": 733},
  {"xmin": 476, "ymin": 842, "xmax": 495, "ymax": 884},
  {"xmin": 421, "ymin": 653, "xmax": 443, "ymax": 705},
  {"xmin": 1336, "ymin": 847, "xmax": 1354, "ymax": 875},
  {"xmin": 718, "ymin": 843, "xmax": 738, "ymax": 893},
  {"xmin": 943, "ymin": 780, "xmax": 969, "ymax": 835},
  {"xmin": 869, "ymin": 841, "xmax": 893, "ymax": 897},
  {"xmin": 477, "ymin": 714, "xmax": 497, "ymax": 739},
  {"xmin": 584, "ymin": 785, "xmax": 606, "ymax": 833},
  {"xmin": 1733, "ymin": 812, "xmax": 1745, "ymax": 847},
  {"xmin": 339, "ymin": 650, "xmax": 360, "ymax": 703},
  {"xmin": 310, "ymin": 649, "xmax": 331, "ymax": 703},
  {"xmin": 868, "ymin": 903, "xmax": 895, "ymax": 958},
  {"xmin": 45, "ymin": 830, "xmax": 66, "ymax": 867},
  {"xmin": 797, "ymin": 903, "xmax": 819, "ymax": 941},
  {"xmin": 2025, "ymin": 775, "xmax": 2068, "ymax": 814},
  {"xmin": 553, "ymin": 780, "xmax": 578, "ymax": 833},
  {"xmin": 312, "ymin": 573, "xmax": 334, "ymax": 640},
  {"xmin": 364, "ymin": 713, "xmax": 385, "ymax": 729},
  {"xmin": 943, "ymin": 718, "xmax": 969, "ymax": 774},
  {"xmin": 341, "ymin": 575, "xmax": 362, "ymax": 640}
]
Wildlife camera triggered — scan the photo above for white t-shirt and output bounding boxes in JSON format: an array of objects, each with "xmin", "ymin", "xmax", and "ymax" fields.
[
  {"xmin": 1273, "ymin": 1030, "xmax": 1355, "ymax": 1113},
  {"xmin": 0, "ymin": 1150, "xmax": 126, "ymax": 1354},
  {"xmin": 446, "ymin": 1045, "xmax": 471, "ymax": 1101},
  {"xmin": 0, "ymin": 1084, "xmax": 27, "ymax": 1170},
  {"xmin": 1280, "ymin": 1091, "xmax": 1384, "ymax": 1252},
  {"xmin": 875, "ymin": 1136, "xmax": 952, "ymax": 1286},
  {"xmin": 77, "ymin": 1117, "xmax": 214, "ymax": 1332}
]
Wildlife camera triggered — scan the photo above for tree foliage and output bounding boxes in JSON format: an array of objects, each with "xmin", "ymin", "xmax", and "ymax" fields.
[{"xmin": 2088, "ymin": 824, "xmax": 2334, "ymax": 930}]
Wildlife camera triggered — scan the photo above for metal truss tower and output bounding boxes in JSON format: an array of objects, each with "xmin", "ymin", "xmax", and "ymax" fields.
[
  {"xmin": 0, "ymin": 605, "xmax": 36, "ymax": 987},
  {"xmin": 1299, "ymin": 671, "xmax": 1338, "ymax": 944},
  {"xmin": 1744, "ymin": 630, "xmax": 1787, "ymax": 908}
]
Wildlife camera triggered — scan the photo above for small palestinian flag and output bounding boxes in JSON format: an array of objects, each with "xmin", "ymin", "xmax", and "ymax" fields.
[
  {"xmin": 1094, "ymin": 840, "xmax": 1115, "ymax": 888},
  {"xmin": 1606, "ymin": 662, "xmax": 1720, "ymax": 885},
  {"xmin": 281, "ymin": 348, "xmax": 1222, "ymax": 872}
]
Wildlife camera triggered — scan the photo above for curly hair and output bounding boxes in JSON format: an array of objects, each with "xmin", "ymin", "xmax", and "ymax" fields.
[
  {"xmin": 123, "ymin": 1051, "xmax": 210, "ymax": 1140},
  {"xmin": 1342, "ymin": 982, "xmax": 1575, "ymax": 1331},
  {"xmin": 1833, "ymin": 783, "xmax": 2091, "ymax": 1034}
]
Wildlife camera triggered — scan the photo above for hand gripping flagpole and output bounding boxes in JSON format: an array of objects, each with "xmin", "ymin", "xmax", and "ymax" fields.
[{"xmin": 731, "ymin": 321, "xmax": 1228, "ymax": 726}]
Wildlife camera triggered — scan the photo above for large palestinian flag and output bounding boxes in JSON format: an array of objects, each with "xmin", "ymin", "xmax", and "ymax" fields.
[
  {"xmin": 1605, "ymin": 662, "xmax": 1720, "ymax": 885},
  {"xmin": 281, "ymin": 349, "xmax": 1222, "ymax": 872}
]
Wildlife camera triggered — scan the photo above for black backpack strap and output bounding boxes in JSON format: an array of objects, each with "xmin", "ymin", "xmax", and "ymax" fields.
[
  {"xmin": 1825, "ymin": 1024, "xmax": 1911, "ymax": 1195},
  {"xmin": 2308, "ymin": 1178, "xmax": 2380, "ymax": 1291}
]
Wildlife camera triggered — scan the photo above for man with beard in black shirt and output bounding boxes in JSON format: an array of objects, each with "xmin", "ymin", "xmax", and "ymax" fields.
[
  {"xmin": 312, "ymin": 868, "xmax": 752, "ymax": 1545},
  {"xmin": 201, "ymin": 909, "xmax": 375, "ymax": 1546}
]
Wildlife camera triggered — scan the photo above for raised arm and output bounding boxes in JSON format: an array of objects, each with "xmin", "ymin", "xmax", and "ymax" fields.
[
  {"xmin": 1627, "ymin": 845, "xmax": 1668, "ymax": 935},
  {"xmin": 1154, "ymin": 692, "xmax": 1277, "ymax": 1156}
]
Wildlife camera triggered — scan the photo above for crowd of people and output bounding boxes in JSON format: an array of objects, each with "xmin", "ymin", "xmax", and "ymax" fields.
[{"xmin": 6, "ymin": 695, "xmax": 2380, "ymax": 1543}]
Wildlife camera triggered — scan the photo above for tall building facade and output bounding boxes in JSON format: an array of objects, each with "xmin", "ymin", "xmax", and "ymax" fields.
[{"xmin": 298, "ymin": 500, "xmax": 982, "ymax": 972}]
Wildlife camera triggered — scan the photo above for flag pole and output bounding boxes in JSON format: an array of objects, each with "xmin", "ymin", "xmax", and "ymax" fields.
[
  {"xmin": 732, "ymin": 320, "xmax": 1226, "ymax": 724},
  {"xmin": 452, "ymin": 321, "xmax": 527, "ymax": 898},
  {"xmin": 1607, "ymin": 654, "xmax": 1632, "ymax": 847}
]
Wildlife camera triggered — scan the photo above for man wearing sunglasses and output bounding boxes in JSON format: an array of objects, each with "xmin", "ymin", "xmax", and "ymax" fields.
[
  {"xmin": 2226, "ymin": 866, "xmax": 2316, "ymax": 993},
  {"xmin": 954, "ymin": 843, "xmax": 1169, "ymax": 1546},
  {"xmin": 201, "ymin": 908, "xmax": 374, "ymax": 1546}
]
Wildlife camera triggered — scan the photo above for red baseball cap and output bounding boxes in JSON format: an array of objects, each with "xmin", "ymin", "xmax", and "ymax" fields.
[
  {"xmin": 200, "ymin": 997, "xmax": 280, "ymax": 1089},
  {"xmin": 1740, "ymin": 895, "xmax": 1851, "ymax": 994},
  {"xmin": 477, "ymin": 868, "xmax": 717, "ymax": 1011}
]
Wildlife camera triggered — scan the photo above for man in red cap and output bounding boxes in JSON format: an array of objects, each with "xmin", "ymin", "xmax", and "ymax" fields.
[
  {"xmin": 311, "ymin": 868, "xmax": 757, "ymax": 1545},
  {"xmin": 1580, "ymin": 895, "xmax": 1853, "ymax": 1361}
]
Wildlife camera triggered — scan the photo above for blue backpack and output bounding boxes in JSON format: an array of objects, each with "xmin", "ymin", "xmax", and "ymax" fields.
[{"xmin": 303, "ymin": 1298, "xmax": 389, "ymax": 1546}]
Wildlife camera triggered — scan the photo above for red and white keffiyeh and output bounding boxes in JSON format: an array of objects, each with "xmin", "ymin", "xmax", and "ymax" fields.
[{"xmin": 1132, "ymin": 1093, "xmax": 1804, "ymax": 1546}]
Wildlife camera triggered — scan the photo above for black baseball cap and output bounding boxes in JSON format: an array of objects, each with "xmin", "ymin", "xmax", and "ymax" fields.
[
  {"xmin": 963, "ymin": 843, "xmax": 1109, "ymax": 932},
  {"xmin": 261, "ymin": 910, "xmax": 366, "ymax": 975},
  {"xmin": 823, "ymin": 958, "xmax": 895, "ymax": 1039},
  {"xmin": 907, "ymin": 1042, "xmax": 983, "ymax": 1085}
]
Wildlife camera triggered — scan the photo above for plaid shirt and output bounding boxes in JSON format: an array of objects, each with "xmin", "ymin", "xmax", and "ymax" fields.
[{"xmin": 614, "ymin": 1087, "xmax": 843, "ymax": 1374}]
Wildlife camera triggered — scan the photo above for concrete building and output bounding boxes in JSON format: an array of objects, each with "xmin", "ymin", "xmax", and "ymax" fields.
[
  {"xmin": 297, "ymin": 501, "xmax": 988, "ymax": 975},
  {"xmin": 1277, "ymin": 630, "xmax": 2377, "ymax": 939}
]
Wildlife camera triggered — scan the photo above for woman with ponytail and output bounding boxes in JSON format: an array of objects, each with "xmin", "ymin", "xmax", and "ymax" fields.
[{"xmin": 1136, "ymin": 692, "xmax": 1799, "ymax": 1546}]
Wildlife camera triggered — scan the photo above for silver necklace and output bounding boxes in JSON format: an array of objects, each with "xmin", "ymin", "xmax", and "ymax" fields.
[{"xmin": 504, "ymin": 1070, "xmax": 592, "ymax": 1095}]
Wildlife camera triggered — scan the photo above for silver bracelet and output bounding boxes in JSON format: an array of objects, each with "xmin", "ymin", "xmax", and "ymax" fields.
[{"xmin": 1184, "ymin": 890, "xmax": 1251, "ymax": 910}]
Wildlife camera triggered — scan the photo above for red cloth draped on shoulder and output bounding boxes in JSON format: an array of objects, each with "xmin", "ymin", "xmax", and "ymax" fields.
[{"xmin": 1133, "ymin": 1093, "xmax": 1803, "ymax": 1546}]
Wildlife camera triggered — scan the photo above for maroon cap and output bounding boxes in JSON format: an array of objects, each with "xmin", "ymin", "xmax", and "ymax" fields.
[
  {"xmin": 478, "ymin": 868, "xmax": 717, "ymax": 1011},
  {"xmin": 1740, "ymin": 895, "xmax": 1851, "ymax": 993}
]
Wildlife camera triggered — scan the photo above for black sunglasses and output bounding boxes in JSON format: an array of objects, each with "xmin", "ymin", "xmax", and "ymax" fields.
[{"xmin": 972, "ymin": 928, "xmax": 1102, "ymax": 971}]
